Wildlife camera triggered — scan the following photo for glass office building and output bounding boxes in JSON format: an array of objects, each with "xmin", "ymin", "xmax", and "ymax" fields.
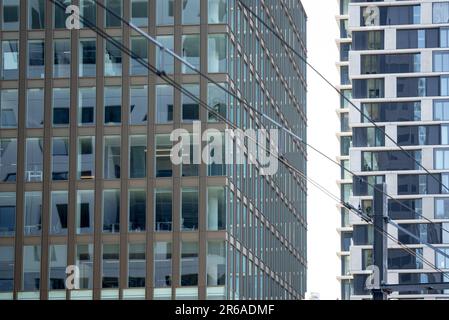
[
  {"xmin": 0, "ymin": 0, "xmax": 307, "ymax": 300},
  {"xmin": 339, "ymin": 0, "xmax": 449, "ymax": 299}
]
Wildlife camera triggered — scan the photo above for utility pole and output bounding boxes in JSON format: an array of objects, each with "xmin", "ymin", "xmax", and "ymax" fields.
[{"xmin": 372, "ymin": 183, "xmax": 388, "ymax": 300}]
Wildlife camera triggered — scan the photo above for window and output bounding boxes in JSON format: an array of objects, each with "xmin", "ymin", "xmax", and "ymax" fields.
[
  {"xmin": 104, "ymin": 86, "xmax": 122, "ymax": 125},
  {"xmin": 389, "ymin": 248, "xmax": 423, "ymax": 270},
  {"xmin": 1, "ymin": 40, "xmax": 19, "ymax": 80},
  {"xmin": 102, "ymin": 244, "xmax": 119, "ymax": 288},
  {"xmin": 129, "ymin": 243, "xmax": 146, "ymax": 288},
  {"xmin": 361, "ymin": 53, "xmax": 420, "ymax": 74},
  {"xmin": 131, "ymin": 0, "xmax": 147, "ymax": 26},
  {"xmin": 130, "ymin": 37, "xmax": 148, "ymax": 76},
  {"xmin": 353, "ymin": 31, "xmax": 384, "ymax": 50},
  {"xmin": 155, "ymin": 189, "xmax": 172, "ymax": 232},
  {"xmin": 76, "ymin": 244, "xmax": 93, "ymax": 289},
  {"xmin": 181, "ymin": 188, "xmax": 199, "ymax": 231},
  {"xmin": 76, "ymin": 190, "xmax": 94, "ymax": 234},
  {"xmin": 155, "ymin": 135, "xmax": 172, "ymax": 177},
  {"xmin": 50, "ymin": 191, "xmax": 68, "ymax": 235},
  {"xmin": 340, "ymin": 136, "xmax": 352, "ymax": 156},
  {"xmin": 362, "ymin": 150, "xmax": 421, "ymax": 171},
  {"xmin": 130, "ymin": 86, "xmax": 148, "ymax": 125},
  {"xmin": 156, "ymin": 0, "xmax": 174, "ymax": 25},
  {"xmin": 0, "ymin": 246, "xmax": 14, "ymax": 291},
  {"xmin": 104, "ymin": 136, "xmax": 121, "ymax": 179},
  {"xmin": 105, "ymin": 38, "xmax": 122, "ymax": 76},
  {"xmin": 435, "ymin": 149, "xmax": 449, "ymax": 170},
  {"xmin": 0, "ymin": 89, "xmax": 18, "ymax": 128},
  {"xmin": 78, "ymin": 87, "xmax": 96, "ymax": 126},
  {"xmin": 182, "ymin": 84, "xmax": 200, "ymax": 122},
  {"xmin": 389, "ymin": 199, "xmax": 422, "ymax": 220},
  {"xmin": 442, "ymin": 28, "xmax": 449, "ymax": 48},
  {"xmin": 129, "ymin": 189, "xmax": 146, "ymax": 232},
  {"xmin": 207, "ymin": 187, "xmax": 226, "ymax": 231},
  {"xmin": 352, "ymin": 78, "xmax": 384, "ymax": 99},
  {"xmin": 0, "ymin": 193, "xmax": 15, "ymax": 236},
  {"xmin": 130, "ymin": 135, "xmax": 147, "ymax": 179},
  {"xmin": 25, "ymin": 138, "xmax": 43, "ymax": 182},
  {"xmin": 79, "ymin": 39, "xmax": 96, "ymax": 77},
  {"xmin": 2, "ymin": 0, "xmax": 19, "ymax": 30},
  {"xmin": 181, "ymin": 242, "xmax": 198, "ymax": 286},
  {"xmin": 53, "ymin": 39, "xmax": 71, "ymax": 78},
  {"xmin": 434, "ymin": 51, "xmax": 449, "ymax": 72},
  {"xmin": 183, "ymin": 0, "xmax": 200, "ymax": 25},
  {"xmin": 80, "ymin": 0, "xmax": 96, "ymax": 28},
  {"xmin": 434, "ymin": 100, "xmax": 449, "ymax": 120},
  {"xmin": 156, "ymin": 85, "xmax": 173, "ymax": 123},
  {"xmin": 28, "ymin": 40, "xmax": 45, "ymax": 79},
  {"xmin": 52, "ymin": 137, "xmax": 69, "ymax": 181},
  {"xmin": 22, "ymin": 245, "xmax": 41, "ymax": 291},
  {"xmin": 362, "ymin": 102, "xmax": 421, "ymax": 123},
  {"xmin": 207, "ymin": 241, "xmax": 226, "ymax": 286},
  {"xmin": 54, "ymin": 0, "xmax": 71, "ymax": 29},
  {"xmin": 105, "ymin": 0, "xmax": 122, "ymax": 27},
  {"xmin": 77, "ymin": 136, "xmax": 95, "ymax": 179},
  {"xmin": 52, "ymin": 88, "xmax": 70, "ymax": 126},
  {"xmin": 154, "ymin": 242, "xmax": 172, "ymax": 288},
  {"xmin": 208, "ymin": 0, "xmax": 227, "ymax": 24},
  {"xmin": 208, "ymin": 34, "xmax": 227, "ymax": 73},
  {"xmin": 26, "ymin": 88, "xmax": 44, "ymax": 128},
  {"xmin": 182, "ymin": 35, "xmax": 200, "ymax": 73},
  {"xmin": 433, "ymin": 2, "xmax": 449, "ymax": 24},
  {"xmin": 341, "ymin": 232, "xmax": 352, "ymax": 252},
  {"xmin": 28, "ymin": 0, "xmax": 45, "ymax": 29},
  {"xmin": 0, "ymin": 139, "xmax": 17, "ymax": 183},
  {"xmin": 436, "ymin": 198, "xmax": 449, "ymax": 219},
  {"xmin": 208, "ymin": 83, "xmax": 227, "ymax": 122},
  {"xmin": 48, "ymin": 245, "xmax": 67, "ymax": 290},
  {"xmin": 24, "ymin": 192, "xmax": 42, "ymax": 236},
  {"xmin": 103, "ymin": 190, "xmax": 120, "ymax": 233},
  {"xmin": 181, "ymin": 134, "xmax": 199, "ymax": 177},
  {"xmin": 156, "ymin": 36, "xmax": 174, "ymax": 74},
  {"xmin": 436, "ymin": 248, "xmax": 449, "ymax": 269}
]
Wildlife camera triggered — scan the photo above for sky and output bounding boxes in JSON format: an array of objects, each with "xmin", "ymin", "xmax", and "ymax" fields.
[{"xmin": 302, "ymin": 0, "xmax": 341, "ymax": 300}]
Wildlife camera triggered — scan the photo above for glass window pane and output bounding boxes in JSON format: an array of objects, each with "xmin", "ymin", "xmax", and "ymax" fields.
[
  {"xmin": 208, "ymin": 0, "xmax": 227, "ymax": 24},
  {"xmin": 80, "ymin": 0, "xmax": 96, "ymax": 28},
  {"xmin": 48, "ymin": 245, "xmax": 67, "ymax": 290},
  {"xmin": 181, "ymin": 134, "xmax": 199, "ymax": 177},
  {"xmin": 0, "ymin": 193, "xmax": 16, "ymax": 237},
  {"xmin": 0, "ymin": 89, "xmax": 18, "ymax": 128},
  {"xmin": 105, "ymin": 0, "xmax": 122, "ymax": 27},
  {"xmin": 22, "ymin": 245, "xmax": 41, "ymax": 291},
  {"xmin": 129, "ymin": 135, "xmax": 147, "ymax": 178},
  {"xmin": 128, "ymin": 243, "xmax": 146, "ymax": 288},
  {"xmin": 154, "ymin": 242, "xmax": 172, "ymax": 288},
  {"xmin": 104, "ymin": 136, "xmax": 121, "ymax": 179},
  {"xmin": 182, "ymin": 0, "xmax": 200, "ymax": 25},
  {"xmin": 155, "ymin": 189, "xmax": 172, "ymax": 232},
  {"xmin": 78, "ymin": 87, "xmax": 96, "ymax": 126},
  {"xmin": 26, "ymin": 88, "xmax": 44, "ymax": 128},
  {"xmin": 104, "ymin": 86, "xmax": 122, "ymax": 125},
  {"xmin": 76, "ymin": 190, "xmax": 94, "ymax": 234},
  {"xmin": 208, "ymin": 34, "xmax": 227, "ymax": 73},
  {"xmin": 25, "ymin": 138, "xmax": 43, "ymax": 182},
  {"xmin": 1, "ymin": 40, "xmax": 19, "ymax": 80},
  {"xmin": 181, "ymin": 242, "xmax": 198, "ymax": 286},
  {"xmin": 2, "ymin": 0, "xmax": 19, "ymax": 30},
  {"xmin": 79, "ymin": 39, "xmax": 96, "ymax": 77},
  {"xmin": 0, "ymin": 246, "xmax": 14, "ymax": 292},
  {"xmin": 156, "ymin": 135, "xmax": 172, "ymax": 178},
  {"xmin": 129, "ymin": 189, "xmax": 146, "ymax": 232},
  {"xmin": 28, "ymin": 40, "xmax": 45, "ymax": 79},
  {"xmin": 53, "ymin": 39, "xmax": 71, "ymax": 78},
  {"xmin": 52, "ymin": 88, "xmax": 70, "ymax": 127},
  {"xmin": 0, "ymin": 139, "xmax": 17, "ymax": 183},
  {"xmin": 50, "ymin": 191, "xmax": 68, "ymax": 235},
  {"xmin": 103, "ymin": 190, "xmax": 120, "ymax": 233},
  {"xmin": 52, "ymin": 137, "xmax": 69, "ymax": 181},
  {"xmin": 54, "ymin": 0, "xmax": 71, "ymax": 29},
  {"xmin": 24, "ymin": 192, "xmax": 42, "ymax": 236},
  {"xmin": 28, "ymin": 0, "xmax": 45, "ymax": 29},
  {"xmin": 102, "ymin": 244, "xmax": 119, "ymax": 288},
  {"xmin": 182, "ymin": 85, "xmax": 200, "ymax": 122},
  {"xmin": 182, "ymin": 35, "xmax": 200, "ymax": 73},
  {"xmin": 156, "ymin": 36, "xmax": 174, "ymax": 74},
  {"xmin": 181, "ymin": 188, "xmax": 199, "ymax": 231},
  {"xmin": 130, "ymin": 37, "xmax": 148, "ymax": 76},
  {"xmin": 207, "ymin": 187, "xmax": 226, "ymax": 231},
  {"xmin": 131, "ymin": 0, "xmax": 148, "ymax": 26},
  {"xmin": 105, "ymin": 38, "xmax": 122, "ymax": 76},
  {"xmin": 156, "ymin": 85, "xmax": 173, "ymax": 124},
  {"xmin": 208, "ymin": 83, "xmax": 227, "ymax": 122},
  {"xmin": 77, "ymin": 136, "xmax": 95, "ymax": 179},
  {"xmin": 156, "ymin": 0, "xmax": 174, "ymax": 25},
  {"xmin": 76, "ymin": 244, "xmax": 93, "ymax": 289},
  {"xmin": 207, "ymin": 241, "xmax": 226, "ymax": 286},
  {"xmin": 130, "ymin": 86, "xmax": 148, "ymax": 125}
]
